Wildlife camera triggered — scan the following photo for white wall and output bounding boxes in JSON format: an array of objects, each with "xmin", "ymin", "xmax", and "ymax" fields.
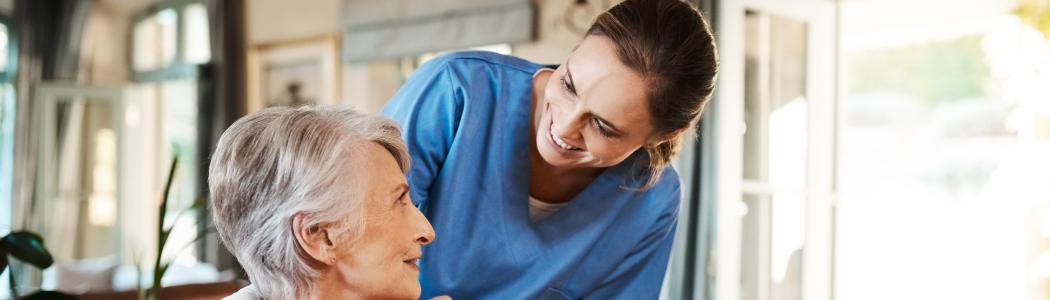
[
  {"xmin": 82, "ymin": 2, "xmax": 131, "ymax": 85},
  {"xmin": 513, "ymin": 0, "xmax": 622, "ymax": 64},
  {"xmin": 245, "ymin": 0, "xmax": 623, "ymax": 113},
  {"xmin": 246, "ymin": 0, "xmax": 342, "ymax": 44}
]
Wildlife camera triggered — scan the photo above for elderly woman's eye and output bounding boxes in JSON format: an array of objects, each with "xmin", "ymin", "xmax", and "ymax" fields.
[{"xmin": 400, "ymin": 193, "xmax": 412, "ymax": 205}]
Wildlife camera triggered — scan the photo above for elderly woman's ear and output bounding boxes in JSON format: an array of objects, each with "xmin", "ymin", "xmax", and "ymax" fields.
[{"xmin": 292, "ymin": 213, "xmax": 337, "ymax": 266}]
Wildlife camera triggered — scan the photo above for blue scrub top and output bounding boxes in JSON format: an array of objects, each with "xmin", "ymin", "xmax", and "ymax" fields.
[{"xmin": 382, "ymin": 51, "xmax": 682, "ymax": 299}]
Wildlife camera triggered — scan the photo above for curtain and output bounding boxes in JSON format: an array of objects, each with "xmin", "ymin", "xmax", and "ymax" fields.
[
  {"xmin": 11, "ymin": 0, "xmax": 93, "ymax": 292},
  {"xmin": 201, "ymin": 0, "xmax": 246, "ymax": 273}
]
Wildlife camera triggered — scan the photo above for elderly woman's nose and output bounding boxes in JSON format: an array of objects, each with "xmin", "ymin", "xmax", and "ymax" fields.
[{"xmin": 415, "ymin": 210, "xmax": 436, "ymax": 245}]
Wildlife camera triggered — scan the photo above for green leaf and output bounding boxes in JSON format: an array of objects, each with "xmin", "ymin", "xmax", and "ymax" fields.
[
  {"xmin": 1, "ymin": 231, "xmax": 54, "ymax": 269},
  {"xmin": 191, "ymin": 195, "xmax": 207, "ymax": 210},
  {"xmin": 1, "ymin": 252, "xmax": 7, "ymax": 272}
]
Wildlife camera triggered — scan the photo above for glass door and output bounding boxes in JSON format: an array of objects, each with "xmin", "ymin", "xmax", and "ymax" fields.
[
  {"xmin": 713, "ymin": 0, "xmax": 837, "ymax": 299},
  {"xmin": 31, "ymin": 83, "xmax": 125, "ymax": 274}
]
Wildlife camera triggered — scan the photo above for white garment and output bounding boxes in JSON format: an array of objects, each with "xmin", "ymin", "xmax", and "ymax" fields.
[
  {"xmin": 223, "ymin": 284, "xmax": 261, "ymax": 300},
  {"xmin": 528, "ymin": 195, "xmax": 569, "ymax": 222}
]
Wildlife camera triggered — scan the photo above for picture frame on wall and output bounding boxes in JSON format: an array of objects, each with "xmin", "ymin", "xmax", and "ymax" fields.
[{"xmin": 247, "ymin": 34, "xmax": 340, "ymax": 112}]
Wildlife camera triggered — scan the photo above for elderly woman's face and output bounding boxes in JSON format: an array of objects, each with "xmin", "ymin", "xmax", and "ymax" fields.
[{"xmin": 333, "ymin": 142, "xmax": 434, "ymax": 299}]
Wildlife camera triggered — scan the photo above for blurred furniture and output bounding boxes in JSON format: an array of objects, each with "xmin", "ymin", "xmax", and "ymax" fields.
[{"xmin": 77, "ymin": 281, "xmax": 243, "ymax": 300}]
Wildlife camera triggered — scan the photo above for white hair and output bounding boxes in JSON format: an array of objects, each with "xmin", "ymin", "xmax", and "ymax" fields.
[{"xmin": 208, "ymin": 106, "xmax": 409, "ymax": 299}]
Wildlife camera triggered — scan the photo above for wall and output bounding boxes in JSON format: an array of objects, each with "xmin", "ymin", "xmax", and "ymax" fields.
[
  {"xmin": 246, "ymin": 0, "xmax": 341, "ymax": 45},
  {"xmin": 245, "ymin": 0, "xmax": 622, "ymax": 113},
  {"xmin": 82, "ymin": 2, "xmax": 130, "ymax": 85},
  {"xmin": 513, "ymin": 0, "xmax": 621, "ymax": 64},
  {"xmin": 0, "ymin": 0, "xmax": 11, "ymax": 15}
]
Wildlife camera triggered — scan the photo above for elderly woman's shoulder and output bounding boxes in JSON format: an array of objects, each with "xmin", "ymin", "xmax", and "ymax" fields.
[{"xmin": 223, "ymin": 284, "xmax": 262, "ymax": 300}]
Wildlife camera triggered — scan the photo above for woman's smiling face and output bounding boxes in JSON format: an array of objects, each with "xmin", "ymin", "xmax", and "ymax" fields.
[
  {"xmin": 332, "ymin": 142, "xmax": 435, "ymax": 299},
  {"xmin": 535, "ymin": 35, "xmax": 656, "ymax": 170}
]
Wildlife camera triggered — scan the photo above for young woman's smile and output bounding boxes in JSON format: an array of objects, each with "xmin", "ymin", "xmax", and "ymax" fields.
[{"xmin": 533, "ymin": 35, "xmax": 656, "ymax": 171}]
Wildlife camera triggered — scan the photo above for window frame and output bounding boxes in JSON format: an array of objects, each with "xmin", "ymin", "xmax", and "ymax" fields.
[
  {"xmin": 128, "ymin": 0, "xmax": 207, "ymax": 82},
  {"xmin": 0, "ymin": 14, "xmax": 16, "ymax": 83}
]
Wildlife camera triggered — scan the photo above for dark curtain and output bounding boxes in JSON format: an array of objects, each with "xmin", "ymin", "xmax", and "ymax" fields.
[
  {"xmin": 200, "ymin": 0, "xmax": 247, "ymax": 274},
  {"xmin": 11, "ymin": 0, "xmax": 92, "ymax": 292}
]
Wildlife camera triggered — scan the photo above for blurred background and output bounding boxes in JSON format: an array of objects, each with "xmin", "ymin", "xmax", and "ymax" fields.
[{"xmin": 0, "ymin": 0, "xmax": 1048, "ymax": 299}]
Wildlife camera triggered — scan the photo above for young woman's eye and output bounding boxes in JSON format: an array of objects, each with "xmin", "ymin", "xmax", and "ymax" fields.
[
  {"xmin": 560, "ymin": 76, "xmax": 576, "ymax": 96},
  {"xmin": 592, "ymin": 118, "xmax": 613, "ymax": 138}
]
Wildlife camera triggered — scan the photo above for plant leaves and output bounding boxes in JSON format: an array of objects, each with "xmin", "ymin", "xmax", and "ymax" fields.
[
  {"xmin": 191, "ymin": 195, "xmax": 207, "ymax": 210},
  {"xmin": 158, "ymin": 157, "xmax": 179, "ymax": 252},
  {"xmin": 0, "ymin": 252, "xmax": 8, "ymax": 272},
  {"xmin": 1, "ymin": 231, "xmax": 54, "ymax": 269}
]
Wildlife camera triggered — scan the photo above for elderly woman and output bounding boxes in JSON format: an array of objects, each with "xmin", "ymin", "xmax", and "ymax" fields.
[{"xmin": 209, "ymin": 106, "xmax": 437, "ymax": 299}]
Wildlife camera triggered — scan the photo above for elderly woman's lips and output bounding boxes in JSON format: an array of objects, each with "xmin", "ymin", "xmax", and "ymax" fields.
[{"xmin": 403, "ymin": 258, "xmax": 420, "ymax": 271}]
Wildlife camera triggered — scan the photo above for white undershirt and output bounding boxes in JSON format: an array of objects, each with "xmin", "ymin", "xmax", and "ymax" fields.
[{"xmin": 528, "ymin": 195, "xmax": 569, "ymax": 223}]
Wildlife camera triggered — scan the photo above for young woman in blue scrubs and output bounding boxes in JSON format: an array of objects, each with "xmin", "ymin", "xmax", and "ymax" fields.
[{"xmin": 382, "ymin": 0, "xmax": 718, "ymax": 298}]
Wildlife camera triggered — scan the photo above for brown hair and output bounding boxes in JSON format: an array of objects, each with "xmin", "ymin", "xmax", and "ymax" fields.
[{"xmin": 586, "ymin": 0, "xmax": 719, "ymax": 189}]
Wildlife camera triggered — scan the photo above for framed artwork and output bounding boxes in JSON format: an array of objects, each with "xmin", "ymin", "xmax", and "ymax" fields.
[{"xmin": 247, "ymin": 35, "xmax": 340, "ymax": 112}]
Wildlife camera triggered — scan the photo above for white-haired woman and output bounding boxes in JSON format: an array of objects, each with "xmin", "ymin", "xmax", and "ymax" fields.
[{"xmin": 209, "ymin": 106, "xmax": 439, "ymax": 299}]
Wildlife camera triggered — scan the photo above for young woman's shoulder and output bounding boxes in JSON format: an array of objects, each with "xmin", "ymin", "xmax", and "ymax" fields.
[
  {"xmin": 636, "ymin": 165, "xmax": 684, "ymax": 218},
  {"xmin": 421, "ymin": 50, "xmax": 542, "ymax": 77}
]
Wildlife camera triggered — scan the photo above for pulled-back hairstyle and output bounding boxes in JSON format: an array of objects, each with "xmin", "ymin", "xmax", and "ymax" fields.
[
  {"xmin": 586, "ymin": 0, "xmax": 719, "ymax": 188},
  {"xmin": 208, "ymin": 106, "xmax": 409, "ymax": 299}
]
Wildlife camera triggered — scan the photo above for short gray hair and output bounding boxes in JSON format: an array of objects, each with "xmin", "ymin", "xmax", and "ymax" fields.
[{"xmin": 208, "ymin": 106, "xmax": 409, "ymax": 299}]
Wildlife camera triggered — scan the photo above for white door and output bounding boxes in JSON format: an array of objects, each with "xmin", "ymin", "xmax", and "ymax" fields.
[{"xmin": 32, "ymin": 84, "xmax": 126, "ymax": 267}]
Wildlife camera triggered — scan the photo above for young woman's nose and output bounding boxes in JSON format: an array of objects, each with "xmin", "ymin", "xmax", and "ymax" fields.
[{"xmin": 552, "ymin": 103, "xmax": 586, "ymax": 141}]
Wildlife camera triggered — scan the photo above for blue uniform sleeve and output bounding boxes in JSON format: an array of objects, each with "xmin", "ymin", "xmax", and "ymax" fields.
[
  {"xmin": 585, "ymin": 188, "xmax": 681, "ymax": 299},
  {"xmin": 381, "ymin": 57, "xmax": 465, "ymax": 213}
]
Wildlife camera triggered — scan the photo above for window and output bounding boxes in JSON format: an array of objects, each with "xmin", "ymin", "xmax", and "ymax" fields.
[
  {"xmin": 0, "ymin": 23, "xmax": 8, "ymax": 71},
  {"xmin": 131, "ymin": 1, "xmax": 210, "ymax": 80},
  {"xmin": 182, "ymin": 3, "xmax": 210, "ymax": 64},
  {"xmin": 0, "ymin": 14, "xmax": 16, "ymax": 299},
  {"xmin": 836, "ymin": 2, "xmax": 1050, "ymax": 299},
  {"xmin": 740, "ymin": 11, "xmax": 809, "ymax": 300},
  {"xmin": 132, "ymin": 8, "xmax": 177, "ymax": 71},
  {"xmin": 128, "ymin": 0, "xmax": 209, "ymax": 267}
]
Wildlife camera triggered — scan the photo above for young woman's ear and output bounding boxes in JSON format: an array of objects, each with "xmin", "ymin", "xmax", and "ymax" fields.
[{"xmin": 292, "ymin": 213, "xmax": 336, "ymax": 266}]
